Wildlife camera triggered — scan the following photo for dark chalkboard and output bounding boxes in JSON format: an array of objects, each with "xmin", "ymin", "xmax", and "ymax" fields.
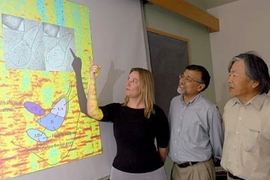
[{"xmin": 147, "ymin": 28, "xmax": 189, "ymax": 115}]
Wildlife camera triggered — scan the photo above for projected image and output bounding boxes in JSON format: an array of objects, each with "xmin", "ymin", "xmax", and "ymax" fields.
[
  {"xmin": 2, "ymin": 14, "xmax": 75, "ymax": 71},
  {"xmin": 0, "ymin": 0, "xmax": 101, "ymax": 179},
  {"xmin": 10, "ymin": 83, "xmax": 81, "ymax": 165}
]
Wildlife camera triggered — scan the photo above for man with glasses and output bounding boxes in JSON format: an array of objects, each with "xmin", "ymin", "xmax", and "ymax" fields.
[{"xmin": 168, "ymin": 65, "xmax": 224, "ymax": 180}]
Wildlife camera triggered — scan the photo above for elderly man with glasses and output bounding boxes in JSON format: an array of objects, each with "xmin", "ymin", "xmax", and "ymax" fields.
[{"xmin": 168, "ymin": 64, "xmax": 224, "ymax": 180}]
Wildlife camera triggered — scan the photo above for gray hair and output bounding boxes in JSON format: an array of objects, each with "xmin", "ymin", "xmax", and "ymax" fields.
[{"xmin": 228, "ymin": 51, "xmax": 270, "ymax": 94}]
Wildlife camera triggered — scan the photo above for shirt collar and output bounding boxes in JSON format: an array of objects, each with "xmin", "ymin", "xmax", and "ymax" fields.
[
  {"xmin": 180, "ymin": 93, "xmax": 202, "ymax": 105},
  {"xmin": 231, "ymin": 93, "xmax": 267, "ymax": 111}
]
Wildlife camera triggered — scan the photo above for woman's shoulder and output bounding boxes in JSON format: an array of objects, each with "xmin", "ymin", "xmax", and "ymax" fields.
[
  {"xmin": 103, "ymin": 102, "xmax": 122, "ymax": 107},
  {"xmin": 153, "ymin": 104, "xmax": 166, "ymax": 115},
  {"xmin": 153, "ymin": 104, "xmax": 162, "ymax": 110}
]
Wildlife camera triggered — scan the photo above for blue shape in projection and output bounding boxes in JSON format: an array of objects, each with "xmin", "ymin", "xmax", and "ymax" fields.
[
  {"xmin": 37, "ymin": 98, "xmax": 67, "ymax": 131},
  {"xmin": 27, "ymin": 128, "xmax": 48, "ymax": 142}
]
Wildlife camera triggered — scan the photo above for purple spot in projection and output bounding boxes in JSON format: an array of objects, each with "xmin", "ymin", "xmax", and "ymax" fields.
[{"xmin": 24, "ymin": 101, "xmax": 45, "ymax": 116}]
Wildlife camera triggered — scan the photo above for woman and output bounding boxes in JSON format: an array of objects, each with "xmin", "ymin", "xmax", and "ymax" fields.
[{"xmin": 87, "ymin": 65, "xmax": 169, "ymax": 180}]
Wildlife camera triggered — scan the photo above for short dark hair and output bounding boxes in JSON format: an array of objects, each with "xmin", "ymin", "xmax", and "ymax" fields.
[
  {"xmin": 228, "ymin": 51, "xmax": 270, "ymax": 94},
  {"xmin": 185, "ymin": 64, "xmax": 211, "ymax": 92}
]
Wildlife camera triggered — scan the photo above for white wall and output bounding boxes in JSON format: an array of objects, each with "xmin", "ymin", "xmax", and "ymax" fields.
[
  {"xmin": 144, "ymin": 3, "xmax": 216, "ymax": 103},
  {"xmin": 11, "ymin": 0, "xmax": 148, "ymax": 180},
  {"xmin": 208, "ymin": 0, "xmax": 270, "ymax": 113}
]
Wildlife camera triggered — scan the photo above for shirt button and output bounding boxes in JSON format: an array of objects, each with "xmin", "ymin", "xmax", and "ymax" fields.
[
  {"xmin": 239, "ymin": 117, "xmax": 242, "ymax": 120},
  {"xmin": 175, "ymin": 141, "xmax": 177, "ymax": 143},
  {"xmin": 236, "ymin": 131, "xmax": 239, "ymax": 134},
  {"xmin": 177, "ymin": 129, "xmax": 180, "ymax": 132},
  {"xmin": 233, "ymin": 145, "xmax": 236, "ymax": 148}
]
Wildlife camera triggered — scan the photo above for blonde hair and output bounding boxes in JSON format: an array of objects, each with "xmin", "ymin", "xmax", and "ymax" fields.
[{"xmin": 123, "ymin": 67, "xmax": 155, "ymax": 118}]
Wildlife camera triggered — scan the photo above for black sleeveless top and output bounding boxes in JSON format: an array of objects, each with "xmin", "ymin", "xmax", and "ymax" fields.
[{"xmin": 100, "ymin": 103, "xmax": 169, "ymax": 173}]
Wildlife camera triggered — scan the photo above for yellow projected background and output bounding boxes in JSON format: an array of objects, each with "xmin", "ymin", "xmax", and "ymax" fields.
[{"xmin": 0, "ymin": 0, "xmax": 101, "ymax": 179}]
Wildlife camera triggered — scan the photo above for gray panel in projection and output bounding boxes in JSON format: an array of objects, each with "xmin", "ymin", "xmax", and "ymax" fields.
[{"xmin": 2, "ymin": 14, "xmax": 75, "ymax": 72}]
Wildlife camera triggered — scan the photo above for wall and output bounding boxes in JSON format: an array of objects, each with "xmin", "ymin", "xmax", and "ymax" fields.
[
  {"xmin": 143, "ymin": 3, "xmax": 216, "ymax": 179},
  {"xmin": 144, "ymin": 3, "xmax": 216, "ymax": 103},
  {"xmin": 208, "ymin": 0, "xmax": 270, "ymax": 113},
  {"xmin": 11, "ymin": 0, "xmax": 148, "ymax": 180}
]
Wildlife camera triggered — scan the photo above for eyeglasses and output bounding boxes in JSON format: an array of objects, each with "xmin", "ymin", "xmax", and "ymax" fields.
[{"xmin": 179, "ymin": 73, "xmax": 202, "ymax": 84}]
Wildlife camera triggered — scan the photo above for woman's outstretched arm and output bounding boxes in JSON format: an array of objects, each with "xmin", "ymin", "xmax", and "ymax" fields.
[{"xmin": 87, "ymin": 64, "xmax": 103, "ymax": 120}]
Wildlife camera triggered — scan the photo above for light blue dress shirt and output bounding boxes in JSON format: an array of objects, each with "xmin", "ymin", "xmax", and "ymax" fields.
[{"xmin": 168, "ymin": 93, "xmax": 224, "ymax": 163}]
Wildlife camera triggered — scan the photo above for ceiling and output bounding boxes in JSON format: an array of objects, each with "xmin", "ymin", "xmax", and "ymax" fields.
[
  {"xmin": 196, "ymin": 0, "xmax": 238, "ymax": 9},
  {"xmin": 143, "ymin": 0, "xmax": 239, "ymax": 31}
]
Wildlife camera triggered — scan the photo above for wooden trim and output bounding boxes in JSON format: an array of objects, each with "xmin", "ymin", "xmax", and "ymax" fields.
[
  {"xmin": 147, "ymin": 28, "xmax": 189, "ymax": 42},
  {"xmin": 148, "ymin": 0, "xmax": 220, "ymax": 32},
  {"xmin": 146, "ymin": 28, "xmax": 191, "ymax": 63}
]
